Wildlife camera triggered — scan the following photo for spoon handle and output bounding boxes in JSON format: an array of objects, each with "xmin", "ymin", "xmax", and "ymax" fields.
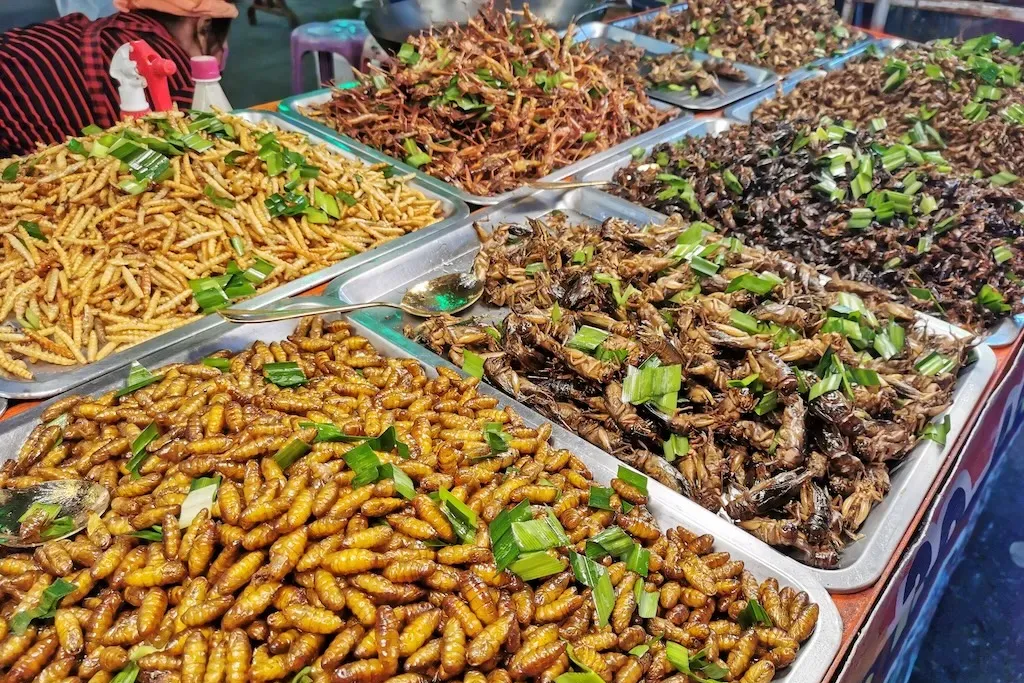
[
  {"xmin": 527, "ymin": 180, "xmax": 614, "ymax": 190},
  {"xmin": 218, "ymin": 301, "xmax": 405, "ymax": 323}
]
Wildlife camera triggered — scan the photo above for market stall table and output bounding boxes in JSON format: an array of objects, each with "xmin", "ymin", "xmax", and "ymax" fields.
[{"xmin": 0, "ymin": 9, "xmax": 1021, "ymax": 683}]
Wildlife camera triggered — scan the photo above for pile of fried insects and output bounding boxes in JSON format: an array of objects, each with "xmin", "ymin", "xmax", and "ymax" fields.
[{"xmin": 0, "ymin": 316, "xmax": 817, "ymax": 683}]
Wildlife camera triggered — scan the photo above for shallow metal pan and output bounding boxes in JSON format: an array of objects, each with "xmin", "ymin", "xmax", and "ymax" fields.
[
  {"xmin": 0, "ymin": 110, "xmax": 469, "ymax": 400},
  {"xmin": 277, "ymin": 89, "xmax": 687, "ymax": 206},
  {"xmin": 611, "ymin": 4, "xmax": 873, "ymax": 78},
  {"xmin": 570, "ymin": 22, "xmax": 778, "ymax": 111},
  {"xmin": 0, "ymin": 293, "xmax": 843, "ymax": 682},
  {"xmin": 577, "ymin": 116, "xmax": 735, "ymax": 183},
  {"xmin": 325, "ymin": 187, "xmax": 997, "ymax": 591}
]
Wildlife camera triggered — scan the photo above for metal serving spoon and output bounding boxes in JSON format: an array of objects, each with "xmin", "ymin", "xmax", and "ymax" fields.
[
  {"xmin": 0, "ymin": 480, "xmax": 110, "ymax": 548},
  {"xmin": 217, "ymin": 272, "xmax": 484, "ymax": 324}
]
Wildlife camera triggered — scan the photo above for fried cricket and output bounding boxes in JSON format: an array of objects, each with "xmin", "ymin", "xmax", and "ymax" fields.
[
  {"xmin": 631, "ymin": 0, "xmax": 864, "ymax": 74},
  {"xmin": 304, "ymin": 4, "xmax": 673, "ymax": 197},
  {"xmin": 0, "ymin": 316, "xmax": 817, "ymax": 681},
  {"xmin": 410, "ymin": 213, "xmax": 966, "ymax": 566}
]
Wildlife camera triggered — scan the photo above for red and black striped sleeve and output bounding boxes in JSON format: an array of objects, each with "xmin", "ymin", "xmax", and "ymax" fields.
[{"xmin": 0, "ymin": 12, "xmax": 196, "ymax": 159}]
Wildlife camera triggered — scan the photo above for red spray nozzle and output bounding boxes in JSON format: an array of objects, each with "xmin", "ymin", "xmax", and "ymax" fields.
[{"xmin": 129, "ymin": 40, "xmax": 176, "ymax": 113}]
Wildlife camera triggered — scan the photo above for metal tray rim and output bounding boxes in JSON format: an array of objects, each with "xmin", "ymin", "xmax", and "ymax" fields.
[
  {"xmin": 0, "ymin": 294, "xmax": 842, "ymax": 683},
  {"xmin": 610, "ymin": 4, "xmax": 873, "ymax": 78},
  {"xmin": 323, "ymin": 187, "xmax": 998, "ymax": 591},
  {"xmin": 571, "ymin": 21, "xmax": 779, "ymax": 112},
  {"xmin": 575, "ymin": 115, "xmax": 733, "ymax": 184},
  {"xmin": 0, "ymin": 110, "xmax": 469, "ymax": 400},
  {"xmin": 724, "ymin": 69, "xmax": 827, "ymax": 123},
  {"xmin": 277, "ymin": 88, "xmax": 691, "ymax": 206}
]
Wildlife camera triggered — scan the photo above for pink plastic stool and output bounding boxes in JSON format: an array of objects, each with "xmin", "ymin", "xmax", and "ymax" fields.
[{"xmin": 290, "ymin": 19, "xmax": 369, "ymax": 93}]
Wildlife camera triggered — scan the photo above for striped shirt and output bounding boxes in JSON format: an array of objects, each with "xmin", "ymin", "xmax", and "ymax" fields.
[{"xmin": 0, "ymin": 12, "xmax": 195, "ymax": 158}]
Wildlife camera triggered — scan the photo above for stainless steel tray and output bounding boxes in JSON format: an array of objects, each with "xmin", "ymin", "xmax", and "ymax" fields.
[
  {"xmin": 611, "ymin": 4, "xmax": 873, "ymax": 78},
  {"xmin": 0, "ymin": 294, "xmax": 842, "ymax": 682},
  {"xmin": 325, "ymin": 187, "xmax": 998, "ymax": 592},
  {"xmin": 570, "ymin": 22, "xmax": 777, "ymax": 112},
  {"xmin": 577, "ymin": 116, "xmax": 735, "ymax": 183},
  {"xmin": 724, "ymin": 69, "xmax": 826, "ymax": 123},
  {"xmin": 277, "ymin": 89, "xmax": 688, "ymax": 206},
  {"xmin": 0, "ymin": 110, "xmax": 469, "ymax": 400}
]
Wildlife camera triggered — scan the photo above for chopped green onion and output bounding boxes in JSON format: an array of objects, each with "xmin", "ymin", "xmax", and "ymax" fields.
[
  {"xmin": 132, "ymin": 526, "xmax": 164, "ymax": 542},
  {"xmin": 461, "ymin": 350, "xmax": 485, "ymax": 379},
  {"xmin": 689, "ymin": 256, "xmax": 720, "ymax": 277},
  {"xmin": 297, "ymin": 421, "xmax": 358, "ymax": 443},
  {"xmin": 634, "ymin": 580, "xmax": 658, "ymax": 617},
  {"xmin": 224, "ymin": 150, "xmax": 247, "ymax": 166},
  {"xmin": 265, "ymin": 191, "xmax": 310, "ymax": 218},
  {"xmin": 808, "ymin": 373, "xmax": 843, "ymax": 401},
  {"xmin": 588, "ymin": 486, "xmax": 615, "ymax": 510},
  {"xmin": 920, "ymin": 414, "xmax": 951, "ymax": 446},
  {"xmin": 585, "ymin": 526, "xmax": 635, "ymax": 560},
  {"xmin": 847, "ymin": 207, "xmax": 874, "ymax": 230},
  {"xmin": 343, "ymin": 441, "xmax": 382, "ymax": 486},
  {"xmin": 397, "ymin": 43, "xmax": 421, "ymax": 65},
  {"xmin": 915, "ymin": 351, "xmax": 956, "ymax": 377},
  {"xmin": 512, "ymin": 512, "xmax": 569, "ymax": 552},
  {"xmin": 990, "ymin": 171, "xmax": 1019, "ymax": 187},
  {"xmin": 524, "ymin": 262, "xmax": 546, "ymax": 276},
  {"xmin": 848, "ymin": 367, "xmax": 881, "ymax": 386},
  {"xmin": 581, "ymin": 132, "xmax": 597, "ymax": 143},
  {"xmin": 509, "ymin": 551, "xmax": 563, "ymax": 581},
  {"xmin": 975, "ymin": 84, "xmax": 1003, "ymax": 101},
  {"xmin": 976, "ymin": 283, "xmax": 1012, "ymax": 314},
  {"xmin": 201, "ymin": 357, "xmax": 230, "ymax": 372},
  {"xmin": 625, "ymin": 543, "xmax": 650, "ymax": 577},
  {"xmin": 17, "ymin": 220, "xmax": 46, "ymax": 242},
  {"xmin": 118, "ymin": 177, "xmax": 150, "ymax": 195},
  {"xmin": 189, "ymin": 277, "xmax": 230, "ymax": 313},
  {"xmin": 229, "ymin": 236, "xmax": 246, "ymax": 256},
  {"xmin": 490, "ymin": 500, "xmax": 531, "ymax": 571},
  {"xmin": 337, "ymin": 192, "xmax": 358, "ymax": 208},
  {"xmin": 438, "ymin": 488, "xmax": 477, "ymax": 543},
  {"xmin": 379, "ymin": 463, "xmax": 415, "ymax": 500},
  {"xmin": 2, "ymin": 162, "xmax": 19, "ymax": 182},
  {"xmin": 869, "ymin": 117, "xmax": 887, "ymax": 132},
  {"xmin": 203, "ymin": 184, "xmax": 235, "ymax": 209},
  {"xmin": 115, "ymin": 361, "xmax": 161, "ymax": 397},
  {"xmin": 9, "ymin": 578, "xmax": 75, "ymax": 635},
  {"xmin": 721, "ymin": 169, "xmax": 743, "ymax": 194},
  {"xmin": 126, "ymin": 422, "xmax": 159, "ymax": 479},
  {"xmin": 662, "ymin": 434, "xmax": 689, "ymax": 462},
  {"xmin": 402, "ymin": 138, "xmax": 431, "ymax": 168},
  {"xmin": 994, "ymin": 245, "xmax": 1014, "ymax": 264},
  {"xmin": 727, "ymin": 373, "xmax": 760, "ymax": 388},
  {"xmin": 593, "ymin": 345, "xmax": 627, "ymax": 364},
  {"xmin": 81, "ymin": 124, "xmax": 104, "ymax": 136},
  {"xmin": 572, "ymin": 246, "xmax": 594, "ymax": 265},
  {"xmin": 631, "ymin": 147, "xmax": 645, "ymax": 160},
  {"xmin": 482, "ymin": 422, "xmax": 511, "ymax": 454},
  {"xmin": 754, "ymin": 391, "xmax": 779, "ymax": 416},
  {"xmin": 729, "ymin": 309, "xmax": 764, "ymax": 335},
  {"xmin": 738, "ymin": 598, "xmax": 773, "ymax": 628},
  {"xmin": 263, "ymin": 362, "xmax": 307, "ymax": 388},
  {"xmin": 274, "ymin": 440, "xmax": 313, "ymax": 473},
  {"xmin": 725, "ymin": 273, "xmax": 777, "ymax": 296},
  {"xmin": 621, "ymin": 364, "xmax": 681, "ymax": 408},
  {"xmin": 566, "ymin": 326, "xmax": 610, "ymax": 353}
]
